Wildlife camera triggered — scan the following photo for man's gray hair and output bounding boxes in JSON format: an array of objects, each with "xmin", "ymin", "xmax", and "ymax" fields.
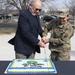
[
  {"xmin": 29, "ymin": 0, "xmax": 35, "ymax": 5},
  {"xmin": 29, "ymin": 0, "xmax": 41, "ymax": 5}
]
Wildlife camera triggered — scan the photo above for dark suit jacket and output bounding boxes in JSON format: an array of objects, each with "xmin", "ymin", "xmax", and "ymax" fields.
[{"xmin": 8, "ymin": 9, "xmax": 42, "ymax": 56}]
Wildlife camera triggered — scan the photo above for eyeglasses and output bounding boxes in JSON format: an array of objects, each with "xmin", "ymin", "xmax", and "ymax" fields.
[{"xmin": 36, "ymin": 8, "xmax": 42, "ymax": 11}]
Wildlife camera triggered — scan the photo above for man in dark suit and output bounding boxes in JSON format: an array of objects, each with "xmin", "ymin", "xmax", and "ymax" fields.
[{"xmin": 8, "ymin": 0, "xmax": 45, "ymax": 59}]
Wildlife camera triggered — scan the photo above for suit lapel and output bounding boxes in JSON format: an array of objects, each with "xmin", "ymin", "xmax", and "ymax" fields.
[
  {"xmin": 28, "ymin": 9, "xmax": 39, "ymax": 31},
  {"xmin": 32, "ymin": 16, "xmax": 39, "ymax": 30}
]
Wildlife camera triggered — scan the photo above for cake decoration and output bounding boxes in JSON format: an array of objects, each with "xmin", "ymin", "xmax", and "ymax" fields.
[{"xmin": 4, "ymin": 59, "xmax": 57, "ymax": 74}]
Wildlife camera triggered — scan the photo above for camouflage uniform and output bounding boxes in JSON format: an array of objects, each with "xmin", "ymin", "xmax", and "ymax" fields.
[{"xmin": 43, "ymin": 18, "xmax": 74, "ymax": 61}]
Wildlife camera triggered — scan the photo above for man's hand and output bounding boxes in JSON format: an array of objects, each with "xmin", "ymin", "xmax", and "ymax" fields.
[
  {"xmin": 41, "ymin": 36, "xmax": 47, "ymax": 44},
  {"xmin": 38, "ymin": 41, "xmax": 45, "ymax": 48}
]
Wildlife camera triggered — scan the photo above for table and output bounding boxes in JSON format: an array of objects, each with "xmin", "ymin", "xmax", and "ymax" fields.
[{"xmin": 0, "ymin": 61, "xmax": 75, "ymax": 75}]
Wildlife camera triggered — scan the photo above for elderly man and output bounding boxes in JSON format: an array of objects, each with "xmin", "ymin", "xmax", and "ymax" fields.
[
  {"xmin": 42, "ymin": 8, "xmax": 74, "ymax": 61},
  {"xmin": 8, "ymin": 0, "xmax": 45, "ymax": 59}
]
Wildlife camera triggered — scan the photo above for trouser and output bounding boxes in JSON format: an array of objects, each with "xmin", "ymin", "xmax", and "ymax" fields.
[
  {"xmin": 15, "ymin": 52, "xmax": 35, "ymax": 59},
  {"xmin": 50, "ymin": 51, "xmax": 70, "ymax": 61}
]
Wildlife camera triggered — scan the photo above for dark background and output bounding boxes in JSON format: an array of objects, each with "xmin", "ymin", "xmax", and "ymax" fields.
[{"xmin": 0, "ymin": 61, "xmax": 75, "ymax": 75}]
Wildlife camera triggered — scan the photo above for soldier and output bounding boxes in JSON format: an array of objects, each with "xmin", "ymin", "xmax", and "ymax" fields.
[{"xmin": 42, "ymin": 8, "xmax": 74, "ymax": 61}]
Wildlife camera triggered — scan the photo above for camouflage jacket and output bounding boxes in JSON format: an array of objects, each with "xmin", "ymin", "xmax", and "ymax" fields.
[{"xmin": 43, "ymin": 22, "xmax": 74, "ymax": 52}]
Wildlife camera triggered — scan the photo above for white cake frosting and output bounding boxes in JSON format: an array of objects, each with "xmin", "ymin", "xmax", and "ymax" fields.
[{"xmin": 5, "ymin": 59, "xmax": 57, "ymax": 74}]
